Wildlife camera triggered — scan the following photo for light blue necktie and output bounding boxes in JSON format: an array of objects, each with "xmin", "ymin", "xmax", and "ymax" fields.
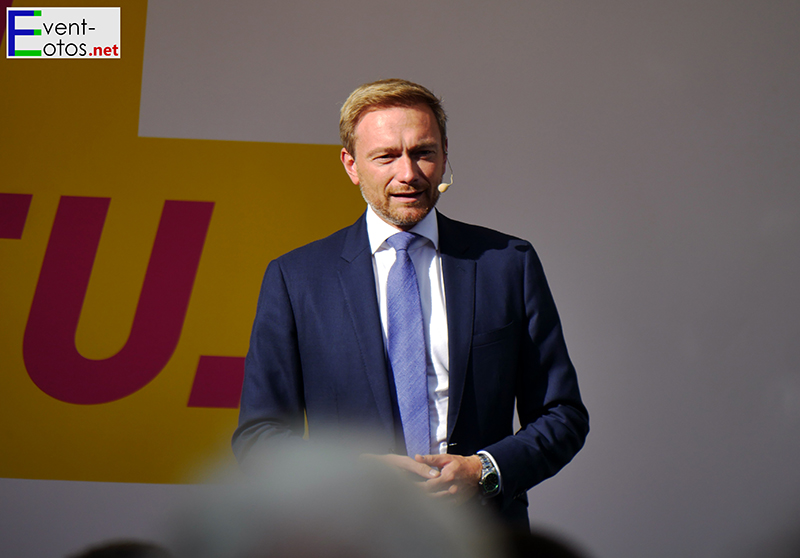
[{"xmin": 386, "ymin": 232, "xmax": 430, "ymax": 457}]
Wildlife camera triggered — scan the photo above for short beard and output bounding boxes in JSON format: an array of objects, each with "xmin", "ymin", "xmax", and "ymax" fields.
[{"xmin": 361, "ymin": 190, "xmax": 439, "ymax": 230}]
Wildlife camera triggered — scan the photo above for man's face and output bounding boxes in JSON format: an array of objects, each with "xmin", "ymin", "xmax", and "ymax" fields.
[{"xmin": 341, "ymin": 104, "xmax": 447, "ymax": 231}]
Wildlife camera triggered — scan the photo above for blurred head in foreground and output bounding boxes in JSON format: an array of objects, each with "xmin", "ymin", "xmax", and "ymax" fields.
[
  {"xmin": 172, "ymin": 441, "xmax": 502, "ymax": 558},
  {"xmin": 69, "ymin": 540, "xmax": 172, "ymax": 558}
]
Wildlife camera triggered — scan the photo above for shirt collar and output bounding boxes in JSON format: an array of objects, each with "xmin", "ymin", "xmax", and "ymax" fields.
[{"xmin": 366, "ymin": 205, "xmax": 440, "ymax": 255}]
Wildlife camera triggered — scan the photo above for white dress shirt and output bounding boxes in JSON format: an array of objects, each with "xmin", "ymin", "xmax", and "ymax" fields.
[
  {"xmin": 365, "ymin": 207, "xmax": 502, "ymax": 493},
  {"xmin": 366, "ymin": 206, "xmax": 450, "ymax": 455}
]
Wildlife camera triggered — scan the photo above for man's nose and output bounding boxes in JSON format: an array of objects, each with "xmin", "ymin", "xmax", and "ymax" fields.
[{"xmin": 396, "ymin": 154, "xmax": 420, "ymax": 183}]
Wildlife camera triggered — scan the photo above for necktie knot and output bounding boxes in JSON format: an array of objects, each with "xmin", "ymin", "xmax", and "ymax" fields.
[{"xmin": 386, "ymin": 231, "xmax": 416, "ymax": 253}]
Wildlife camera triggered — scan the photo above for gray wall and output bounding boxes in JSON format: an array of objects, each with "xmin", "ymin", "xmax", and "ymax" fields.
[{"xmin": 3, "ymin": 2, "xmax": 799, "ymax": 557}]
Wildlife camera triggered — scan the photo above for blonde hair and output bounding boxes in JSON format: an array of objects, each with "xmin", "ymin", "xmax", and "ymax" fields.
[{"xmin": 339, "ymin": 78, "xmax": 447, "ymax": 156}]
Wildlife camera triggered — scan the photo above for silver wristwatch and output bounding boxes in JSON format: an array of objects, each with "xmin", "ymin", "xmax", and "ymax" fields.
[{"xmin": 478, "ymin": 453, "xmax": 500, "ymax": 497}]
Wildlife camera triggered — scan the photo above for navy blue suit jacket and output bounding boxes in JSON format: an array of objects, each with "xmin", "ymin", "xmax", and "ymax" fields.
[{"xmin": 234, "ymin": 211, "xmax": 588, "ymax": 525}]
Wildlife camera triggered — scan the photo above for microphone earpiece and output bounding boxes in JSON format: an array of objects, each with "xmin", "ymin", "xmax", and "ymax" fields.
[{"xmin": 438, "ymin": 160, "xmax": 454, "ymax": 193}]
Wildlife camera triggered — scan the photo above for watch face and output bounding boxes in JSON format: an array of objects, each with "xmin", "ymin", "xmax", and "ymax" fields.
[{"xmin": 483, "ymin": 472, "xmax": 499, "ymax": 493}]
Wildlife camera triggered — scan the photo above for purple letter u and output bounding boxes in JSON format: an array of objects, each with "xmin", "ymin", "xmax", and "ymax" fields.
[{"xmin": 23, "ymin": 196, "xmax": 214, "ymax": 404}]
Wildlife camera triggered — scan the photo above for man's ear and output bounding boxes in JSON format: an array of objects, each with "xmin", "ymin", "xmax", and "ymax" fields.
[{"xmin": 341, "ymin": 148, "xmax": 359, "ymax": 185}]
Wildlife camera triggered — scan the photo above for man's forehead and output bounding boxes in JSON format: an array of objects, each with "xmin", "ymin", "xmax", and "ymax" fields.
[{"xmin": 354, "ymin": 104, "xmax": 442, "ymax": 146}]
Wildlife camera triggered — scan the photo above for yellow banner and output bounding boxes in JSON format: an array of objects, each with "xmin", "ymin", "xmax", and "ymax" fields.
[{"xmin": 0, "ymin": 1, "xmax": 363, "ymax": 483}]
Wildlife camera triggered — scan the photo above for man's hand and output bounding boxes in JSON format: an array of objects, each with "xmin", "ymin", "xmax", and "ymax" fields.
[
  {"xmin": 416, "ymin": 453, "xmax": 482, "ymax": 505},
  {"xmin": 360, "ymin": 453, "xmax": 441, "ymax": 482}
]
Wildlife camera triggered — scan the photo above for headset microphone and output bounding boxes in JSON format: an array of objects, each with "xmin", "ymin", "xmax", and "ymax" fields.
[{"xmin": 438, "ymin": 160, "xmax": 454, "ymax": 193}]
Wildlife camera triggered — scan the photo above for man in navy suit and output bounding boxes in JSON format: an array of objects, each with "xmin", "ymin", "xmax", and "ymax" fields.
[{"xmin": 233, "ymin": 79, "xmax": 588, "ymax": 529}]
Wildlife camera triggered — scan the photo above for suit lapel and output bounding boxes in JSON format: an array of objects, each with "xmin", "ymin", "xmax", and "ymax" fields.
[
  {"xmin": 438, "ymin": 213, "xmax": 476, "ymax": 441},
  {"xmin": 337, "ymin": 214, "xmax": 396, "ymax": 436}
]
